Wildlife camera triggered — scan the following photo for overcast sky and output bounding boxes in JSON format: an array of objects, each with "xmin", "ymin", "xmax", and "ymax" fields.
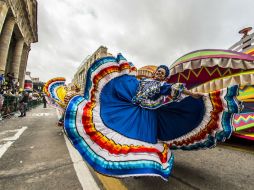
[{"xmin": 27, "ymin": 0, "xmax": 254, "ymax": 83}]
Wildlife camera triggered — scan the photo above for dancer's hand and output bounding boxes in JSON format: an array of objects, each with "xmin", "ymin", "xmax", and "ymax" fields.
[
  {"xmin": 191, "ymin": 92, "xmax": 204, "ymax": 99},
  {"xmin": 183, "ymin": 89, "xmax": 204, "ymax": 99}
]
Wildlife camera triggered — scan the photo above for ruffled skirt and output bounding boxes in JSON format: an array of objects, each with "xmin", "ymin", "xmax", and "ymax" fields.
[{"xmin": 64, "ymin": 55, "xmax": 242, "ymax": 180}]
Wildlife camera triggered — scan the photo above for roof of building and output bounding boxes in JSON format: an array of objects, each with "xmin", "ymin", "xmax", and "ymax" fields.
[{"xmin": 138, "ymin": 65, "xmax": 157, "ymax": 73}]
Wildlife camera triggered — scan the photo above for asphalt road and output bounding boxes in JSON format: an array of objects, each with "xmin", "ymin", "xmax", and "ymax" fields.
[
  {"xmin": 0, "ymin": 106, "xmax": 253, "ymax": 190},
  {"xmin": 0, "ymin": 107, "xmax": 83, "ymax": 190},
  {"xmin": 121, "ymin": 146, "xmax": 254, "ymax": 190}
]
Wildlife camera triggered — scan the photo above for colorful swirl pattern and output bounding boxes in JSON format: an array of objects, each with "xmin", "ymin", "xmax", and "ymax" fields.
[
  {"xmin": 168, "ymin": 86, "xmax": 242, "ymax": 150},
  {"xmin": 64, "ymin": 55, "xmax": 174, "ymax": 180},
  {"xmin": 64, "ymin": 54, "xmax": 241, "ymax": 179},
  {"xmin": 43, "ymin": 77, "xmax": 66, "ymax": 108}
]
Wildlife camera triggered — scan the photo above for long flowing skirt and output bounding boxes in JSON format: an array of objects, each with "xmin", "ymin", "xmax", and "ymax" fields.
[{"xmin": 64, "ymin": 55, "xmax": 242, "ymax": 180}]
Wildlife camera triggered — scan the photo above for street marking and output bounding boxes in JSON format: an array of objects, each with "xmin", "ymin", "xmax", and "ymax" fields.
[
  {"xmin": 30, "ymin": 113, "xmax": 53, "ymax": 117},
  {"xmin": 0, "ymin": 141, "xmax": 13, "ymax": 159},
  {"xmin": 64, "ymin": 135, "xmax": 100, "ymax": 190},
  {"xmin": 59, "ymin": 110, "xmax": 126, "ymax": 190},
  {"xmin": 0, "ymin": 126, "xmax": 27, "ymax": 158},
  {"xmin": 2, "ymin": 127, "xmax": 27, "ymax": 141},
  {"xmin": 95, "ymin": 173, "xmax": 127, "ymax": 190}
]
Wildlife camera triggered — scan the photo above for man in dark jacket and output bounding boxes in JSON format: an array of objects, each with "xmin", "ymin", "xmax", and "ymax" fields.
[
  {"xmin": 42, "ymin": 93, "xmax": 47, "ymax": 108},
  {"xmin": 19, "ymin": 92, "xmax": 29, "ymax": 117}
]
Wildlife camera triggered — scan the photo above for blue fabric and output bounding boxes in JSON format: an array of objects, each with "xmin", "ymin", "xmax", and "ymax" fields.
[
  {"xmin": 100, "ymin": 75, "xmax": 158, "ymax": 144},
  {"xmin": 149, "ymin": 82, "xmax": 172, "ymax": 101},
  {"xmin": 160, "ymin": 83, "xmax": 172, "ymax": 95},
  {"xmin": 157, "ymin": 97, "xmax": 205, "ymax": 141},
  {"xmin": 100, "ymin": 75, "xmax": 205, "ymax": 144},
  {"xmin": 65, "ymin": 96, "xmax": 174, "ymax": 179}
]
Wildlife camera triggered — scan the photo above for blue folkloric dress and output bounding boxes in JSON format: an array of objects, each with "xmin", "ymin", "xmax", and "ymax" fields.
[{"xmin": 63, "ymin": 54, "xmax": 242, "ymax": 180}]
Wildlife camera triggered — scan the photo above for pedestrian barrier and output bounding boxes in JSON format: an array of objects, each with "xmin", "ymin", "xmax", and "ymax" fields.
[
  {"xmin": 28, "ymin": 99, "xmax": 43, "ymax": 110},
  {"xmin": 0, "ymin": 95, "xmax": 42, "ymax": 119}
]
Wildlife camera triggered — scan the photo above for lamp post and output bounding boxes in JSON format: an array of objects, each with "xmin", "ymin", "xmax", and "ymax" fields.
[{"xmin": 239, "ymin": 27, "xmax": 252, "ymax": 50}]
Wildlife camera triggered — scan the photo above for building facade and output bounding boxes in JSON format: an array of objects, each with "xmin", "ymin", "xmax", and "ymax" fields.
[
  {"xmin": 72, "ymin": 46, "xmax": 111, "ymax": 93},
  {"xmin": 136, "ymin": 65, "xmax": 157, "ymax": 79},
  {"xmin": 0, "ymin": 0, "xmax": 38, "ymax": 88},
  {"xmin": 229, "ymin": 27, "xmax": 254, "ymax": 54},
  {"xmin": 31, "ymin": 76, "xmax": 43, "ymax": 92}
]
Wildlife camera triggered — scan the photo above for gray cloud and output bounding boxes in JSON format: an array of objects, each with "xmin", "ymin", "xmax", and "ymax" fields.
[{"xmin": 28, "ymin": 0, "xmax": 254, "ymax": 82}]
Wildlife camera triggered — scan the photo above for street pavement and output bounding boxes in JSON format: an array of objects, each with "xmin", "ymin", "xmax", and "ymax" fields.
[
  {"xmin": 0, "ymin": 105, "xmax": 253, "ymax": 190},
  {"xmin": 121, "ymin": 146, "xmax": 254, "ymax": 190},
  {"xmin": 0, "ymin": 107, "xmax": 87, "ymax": 190}
]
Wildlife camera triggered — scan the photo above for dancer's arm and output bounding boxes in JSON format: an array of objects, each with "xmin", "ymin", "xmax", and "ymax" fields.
[{"xmin": 182, "ymin": 89, "xmax": 204, "ymax": 99}]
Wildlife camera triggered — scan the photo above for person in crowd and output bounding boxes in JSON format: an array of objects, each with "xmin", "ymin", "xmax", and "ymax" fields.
[
  {"xmin": 19, "ymin": 92, "xmax": 29, "ymax": 117},
  {"xmin": 0, "ymin": 90, "xmax": 4, "ymax": 120},
  {"xmin": 42, "ymin": 93, "xmax": 47, "ymax": 108},
  {"xmin": 6, "ymin": 73, "xmax": 15, "ymax": 90},
  {"xmin": 0, "ymin": 74, "xmax": 4, "ymax": 87}
]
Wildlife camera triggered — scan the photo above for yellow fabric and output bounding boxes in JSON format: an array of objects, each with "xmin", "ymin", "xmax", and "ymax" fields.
[
  {"xmin": 56, "ymin": 86, "xmax": 67, "ymax": 103},
  {"xmin": 238, "ymin": 85, "xmax": 254, "ymax": 101}
]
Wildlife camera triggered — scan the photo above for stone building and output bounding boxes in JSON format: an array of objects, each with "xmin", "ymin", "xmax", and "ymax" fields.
[
  {"xmin": 136, "ymin": 65, "xmax": 157, "ymax": 79},
  {"xmin": 72, "ymin": 46, "xmax": 111, "ymax": 93},
  {"xmin": 229, "ymin": 27, "xmax": 254, "ymax": 55},
  {"xmin": 0, "ymin": 0, "xmax": 38, "ymax": 88},
  {"xmin": 31, "ymin": 76, "xmax": 44, "ymax": 92}
]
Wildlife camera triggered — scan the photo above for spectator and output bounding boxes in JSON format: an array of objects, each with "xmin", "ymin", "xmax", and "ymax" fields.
[
  {"xmin": 6, "ymin": 73, "xmax": 15, "ymax": 92},
  {"xmin": 19, "ymin": 92, "xmax": 29, "ymax": 117},
  {"xmin": 0, "ymin": 74, "xmax": 4, "ymax": 87},
  {"xmin": 42, "ymin": 93, "xmax": 47, "ymax": 108},
  {"xmin": 0, "ymin": 92, "xmax": 4, "ymax": 120},
  {"xmin": 14, "ymin": 81, "xmax": 19, "ymax": 95}
]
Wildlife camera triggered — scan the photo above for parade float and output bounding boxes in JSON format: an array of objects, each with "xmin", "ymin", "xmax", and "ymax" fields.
[
  {"xmin": 136, "ymin": 29, "xmax": 254, "ymax": 141},
  {"xmin": 167, "ymin": 49, "xmax": 254, "ymax": 141},
  {"xmin": 24, "ymin": 72, "xmax": 33, "ymax": 92}
]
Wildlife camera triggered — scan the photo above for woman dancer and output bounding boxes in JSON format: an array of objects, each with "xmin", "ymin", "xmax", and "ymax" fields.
[{"xmin": 46, "ymin": 53, "xmax": 242, "ymax": 180}]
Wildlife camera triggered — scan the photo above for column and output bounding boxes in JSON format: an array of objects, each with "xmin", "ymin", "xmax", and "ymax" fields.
[
  {"xmin": 0, "ymin": 1, "xmax": 8, "ymax": 34},
  {"xmin": 0, "ymin": 16, "xmax": 15, "ymax": 74},
  {"xmin": 18, "ymin": 45, "xmax": 30, "ymax": 88},
  {"xmin": 10, "ymin": 38, "xmax": 24, "ymax": 80}
]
